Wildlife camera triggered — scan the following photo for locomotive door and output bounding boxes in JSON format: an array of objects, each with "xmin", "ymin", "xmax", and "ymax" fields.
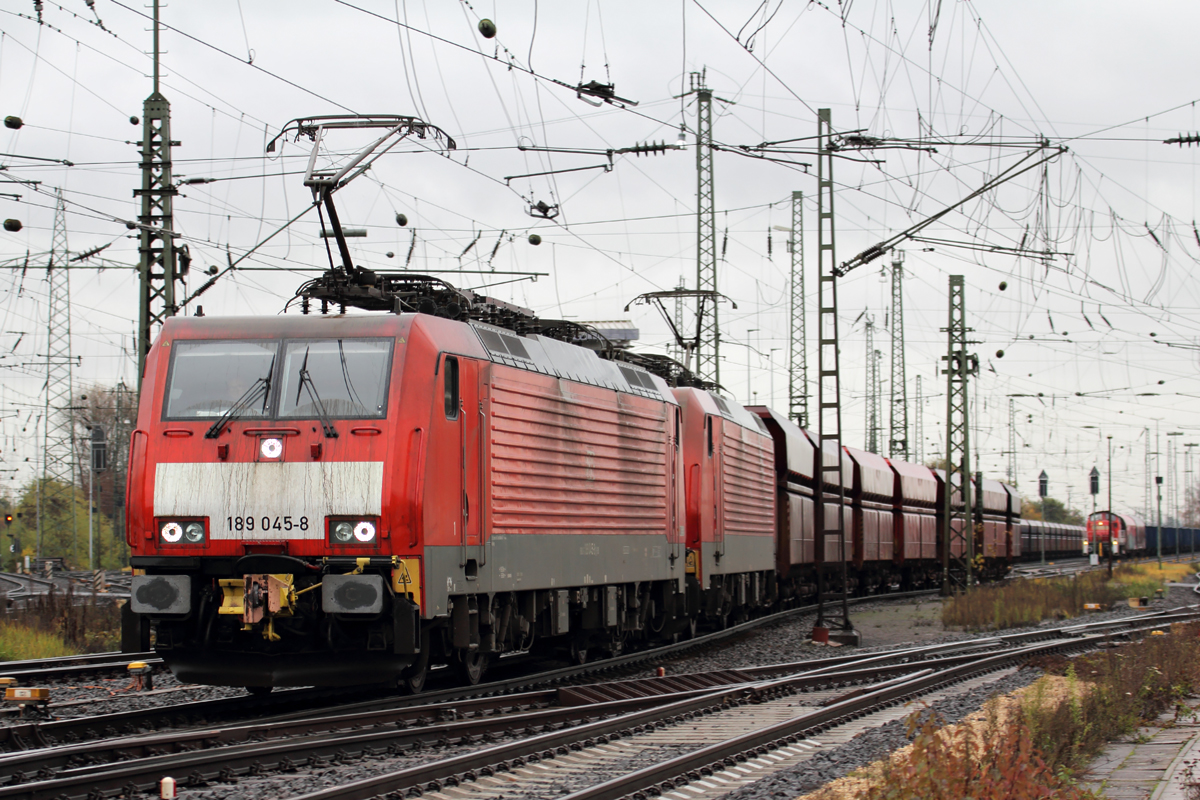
[
  {"xmin": 458, "ymin": 358, "xmax": 485, "ymax": 570},
  {"xmin": 710, "ymin": 415, "xmax": 726, "ymax": 563},
  {"xmin": 670, "ymin": 407, "xmax": 682, "ymax": 563}
]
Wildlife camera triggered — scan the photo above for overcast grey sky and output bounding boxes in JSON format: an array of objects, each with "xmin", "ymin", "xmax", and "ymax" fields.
[{"xmin": 2, "ymin": 0, "xmax": 1199, "ymax": 516}]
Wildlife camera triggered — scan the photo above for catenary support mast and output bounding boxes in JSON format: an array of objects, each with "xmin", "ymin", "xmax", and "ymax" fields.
[
  {"xmin": 813, "ymin": 109, "xmax": 854, "ymax": 642},
  {"xmin": 41, "ymin": 190, "xmax": 77, "ymax": 561},
  {"xmin": 788, "ymin": 190, "xmax": 807, "ymax": 428},
  {"xmin": 914, "ymin": 374, "xmax": 924, "ymax": 464},
  {"xmin": 941, "ymin": 275, "xmax": 977, "ymax": 593},
  {"xmin": 865, "ymin": 318, "xmax": 880, "ymax": 453},
  {"xmin": 888, "ymin": 250, "xmax": 908, "ymax": 459},
  {"xmin": 692, "ymin": 71, "xmax": 719, "ymax": 385},
  {"xmin": 136, "ymin": 0, "xmax": 179, "ymax": 390}
]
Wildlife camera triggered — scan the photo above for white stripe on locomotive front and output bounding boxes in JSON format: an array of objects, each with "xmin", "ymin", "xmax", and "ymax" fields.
[{"xmin": 153, "ymin": 461, "xmax": 384, "ymax": 539}]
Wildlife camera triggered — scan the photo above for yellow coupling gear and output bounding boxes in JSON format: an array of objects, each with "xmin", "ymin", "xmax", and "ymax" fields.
[{"xmin": 219, "ymin": 574, "xmax": 295, "ymax": 640}]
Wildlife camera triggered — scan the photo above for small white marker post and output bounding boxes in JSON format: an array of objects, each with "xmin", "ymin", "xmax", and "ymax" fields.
[{"xmin": 160, "ymin": 776, "xmax": 177, "ymax": 798}]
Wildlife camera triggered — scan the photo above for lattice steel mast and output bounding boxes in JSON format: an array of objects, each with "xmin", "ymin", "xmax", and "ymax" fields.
[
  {"xmin": 673, "ymin": 278, "xmax": 686, "ymax": 363},
  {"xmin": 41, "ymin": 189, "xmax": 77, "ymax": 561},
  {"xmin": 914, "ymin": 374, "xmax": 924, "ymax": 464},
  {"xmin": 1007, "ymin": 398, "xmax": 1017, "ymax": 486},
  {"xmin": 888, "ymin": 250, "xmax": 908, "ymax": 459},
  {"xmin": 814, "ymin": 109, "xmax": 854, "ymax": 641},
  {"xmin": 136, "ymin": 0, "xmax": 179, "ymax": 390},
  {"xmin": 691, "ymin": 71, "xmax": 719, "ymax": 385},
  {"xmin": 1145, "ymin": 427, "xmax": 1152, "ymax": 519},
  {"xmin": 865, "ymin": 318, "xmax": 880, "ymax": 453},
  {"xmin": 941, "ymin": 275, "xmax": 977, "ymax": 593},
  {"xmin": 788, "ymin": 191, "xmax": 808, "ymax": 428}
]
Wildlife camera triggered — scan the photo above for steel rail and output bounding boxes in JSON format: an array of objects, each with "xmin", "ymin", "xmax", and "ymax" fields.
[
  {"xmin": 283, "ymin": 631, "xmax": 1117, "ymax": 800},
  {"xmin": 4, "ymin": 608, "xmax": 1195, "ymax": 798},
  {"xmin": 0, "ymin": 638, "xmax": 1028, "ymax": 783},
  {"xmin": 555, "ymin": 616, "xmax": 1198, "ymax": 800},
  {"xmin": 0, "ymin": 654, "xmax": 161, "ymax": 684},
  {"xmin": 0, "ymin": 590, "xmax": 938, "ymax": 750}
]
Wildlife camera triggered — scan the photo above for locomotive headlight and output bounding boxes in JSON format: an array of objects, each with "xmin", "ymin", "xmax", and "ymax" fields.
[
  {"xmin": 333, "ymin": 522, "xmax": 354, "ymax": 543},
  {"xmin": 161, "ymin": 522, "xmax": 184, "ymax": 543},
  {"xmin": 183, "ymin": 522, "xmax": 205, "ymax": 543},
  {"xmin": 260, "ymin": 437, "xmax": 283, "ymax": 459},
  {"xmin": 353, "ymin": 521, "xmax": 376, "ymax": 543}
]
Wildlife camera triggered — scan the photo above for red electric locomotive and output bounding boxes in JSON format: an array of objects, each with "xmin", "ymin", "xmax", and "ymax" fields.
[
  {"xmin": 675, "ymin": 389, "xmax": 776, "ymax": 625},
  {"xmin": 127, "ymin": 283, "xmax": 708, "ymax": 689}
]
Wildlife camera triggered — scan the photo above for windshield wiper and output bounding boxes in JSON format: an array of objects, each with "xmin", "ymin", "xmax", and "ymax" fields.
[
  {"xmin": 205, "ymin": 354, "xmax": 276, "ymax": 439},
  {"xmin": 296, "ymin": 347, "xmax": 338, "ymax": 438}
]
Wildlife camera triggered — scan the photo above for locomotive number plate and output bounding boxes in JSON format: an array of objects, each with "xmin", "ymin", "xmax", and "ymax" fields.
[{"xmin": 227, "ymin": 515, "xmax": 310, "ymax": 534}]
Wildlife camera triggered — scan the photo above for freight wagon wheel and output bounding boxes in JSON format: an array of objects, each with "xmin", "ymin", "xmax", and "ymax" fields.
[
  {"xmin": 455, "ymin": 649, "xmax": 489, "ymax": 685},
  {"xmin": 400, "ymin": 631, "xmax": 432, "ymax": 694}
]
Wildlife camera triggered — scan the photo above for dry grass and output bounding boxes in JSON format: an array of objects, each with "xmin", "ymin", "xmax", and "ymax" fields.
[
  {"xmin": 942, "ymin": 571, "xmax": 1126, "ymax": 630},
  {"xmin": 0, "ymin": 622, "xmax": 77, "ymax": 661},
  {"xmin": 803, "ymin": 625, "xmax": 1200, "ymax": 800},
  {"xmin": 1116, "ymin": 560, "xmax": 1197, "ymax": 585},
  {"xmin": 3, "ymin": 586, "xmax": 121, "ymax": 654},
  {"xmin": 1022, "ymin": 624, "xmax": 1200, "ymax": 770},
  {"xmin": 802, "ymin": 678, "xmax": 1101, "ymax": 800},
  {"xmin": 942, "ymin": 562, "xmax": 1199, "ymax": 631}
]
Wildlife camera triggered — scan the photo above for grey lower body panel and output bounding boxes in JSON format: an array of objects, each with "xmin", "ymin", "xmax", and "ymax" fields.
[
  {"xmin": 423, "ymin": 533, "xmax": 685, "ymax": 615},
  {"xmin": 698, "ymin": 535, "xmax": 775, "ymax": 581}
]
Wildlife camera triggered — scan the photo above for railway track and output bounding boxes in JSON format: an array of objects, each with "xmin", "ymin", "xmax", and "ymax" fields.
[
  {"xmin": 0, "ymin": 605, "xmax": 1192, "ymax": 800},
  {"xmin": 288, "ymin": 609, "xmax": 1200, "ymax": 800},
  {"xmin": 0, "ymin": 652, "xmax": 160, "ymax": 684},
  {"xmin": 0, "ymin": 590, "xmax": 939, "ymax": 737},
  {"xmin": 1010, "ymin": 551, "xmax": 1197, "ymax": 579},
  {"xmin": 0, "ymin": 572, "xmax": 130, "ymax": 604}
]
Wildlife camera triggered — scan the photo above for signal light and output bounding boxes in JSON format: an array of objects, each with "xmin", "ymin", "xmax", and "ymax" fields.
[{"xmin": 3, "ymin": 514, "xmax": 11, "ymax": 526}]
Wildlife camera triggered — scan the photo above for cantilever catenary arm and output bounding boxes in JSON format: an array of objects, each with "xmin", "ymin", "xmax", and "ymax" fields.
[{"xmin": 835, "ymin": 145, "xmax": 1067, "ymax": 277}]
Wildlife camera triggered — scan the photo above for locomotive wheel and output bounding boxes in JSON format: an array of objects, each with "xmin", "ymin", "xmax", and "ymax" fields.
[
  {"xmin": 400, "ymin": 632, "xmax": 432, "ymax": 694},
  {"xmin": 455, "ymin": 649, "xmax": 489, "ymax": 685},
  {"xmin": 673, "ymin": 617, "xmax": 697, "ymax": 643}
]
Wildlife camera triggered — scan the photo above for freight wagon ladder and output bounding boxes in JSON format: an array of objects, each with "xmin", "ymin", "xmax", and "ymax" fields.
[{"xmin": 813, "ymin": 109, "xmax": 856, "ymax": 645}]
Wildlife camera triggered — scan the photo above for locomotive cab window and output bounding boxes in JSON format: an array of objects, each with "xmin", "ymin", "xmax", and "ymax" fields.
[
  {"xmin": 163, "ymin": 340, "xmax": 277, "ymax": 419},
  {"xmin": 277, "ymin": 338, "xmax": 393, "ymax": 419},
  {"xmin": 443, "ymin": 356, "xmax": 459, "ymax": 419}
]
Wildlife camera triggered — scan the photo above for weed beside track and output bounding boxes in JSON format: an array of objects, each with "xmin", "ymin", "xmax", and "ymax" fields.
[
  {"xmin": 1, "ymin": 587, "xmax": 120, "ymax": 657},
  {"xmin": 942, "ymin": 561, "xmax": 1199, "ymax": 631}
]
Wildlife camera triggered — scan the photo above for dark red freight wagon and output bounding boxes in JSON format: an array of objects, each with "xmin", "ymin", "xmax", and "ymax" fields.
[
  {"xmin": 748, "ymin": 407, "xmax": 817, "ymax": 601},
  {"xmin": 843, "ymin": 446, "xmax": 897, "ymax": 581},
  {"xmin": 886, "ymin": 458, "xmax": 938, "ymax": 588}
]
